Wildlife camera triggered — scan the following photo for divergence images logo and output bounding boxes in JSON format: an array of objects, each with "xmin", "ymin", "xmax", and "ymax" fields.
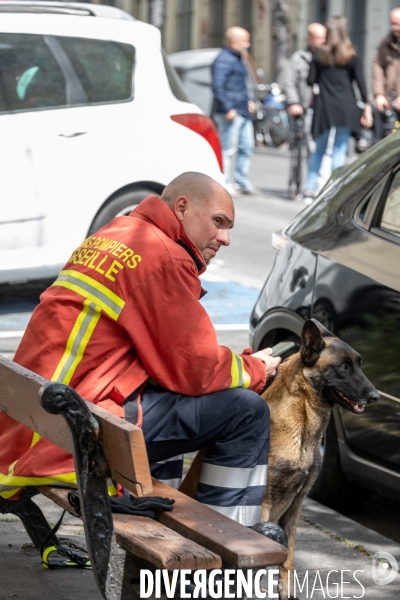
[{"xmin": 372, "ymin": 551, "xmax": 398, "ymax": 586}]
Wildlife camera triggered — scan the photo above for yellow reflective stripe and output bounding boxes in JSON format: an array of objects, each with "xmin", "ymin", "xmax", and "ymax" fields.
[
  {"xmin": 108, "ymin": 484, "xmax": 118, "ymax": 497},
  {"xmin": 229, "ymin": 350, "xmax": 251, "ymax": 389},
  {"xmin": 51, "ymin": 300, "xmax": 101, "ymax": 385},
  {"xmin": 30, "ymin": 431, "xmax": 41, "ymax": 447},
  {"xmin": 229, "ymin": 350, "xmax": 239, "ymax": 389},
  {"xmin": 0, "ymin": 487, "xmax": 24, "ymax": 499},
  {"xmin": 238, "ymin": 354, "xmax": 251, "ymax": 389},
  {"xmin": 53, "ymin": 269, "xmax": 124, "ymax": 321},
  {"xmin": 8, "ymin": 461, "xmax": 17, "ymax": 477},
  {"xmin": 0, "ymin": 471, "xmax": 76, "ymax": 492}
]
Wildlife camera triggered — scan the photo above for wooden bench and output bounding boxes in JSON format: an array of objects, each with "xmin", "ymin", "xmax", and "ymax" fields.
[{"xmin": 0, "ymin": 355, "xmax": 287, "ymax": 599}]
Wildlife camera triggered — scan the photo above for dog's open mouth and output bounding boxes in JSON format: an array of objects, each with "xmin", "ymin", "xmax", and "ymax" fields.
[
  {"xmin": 328, "ymin": 388, "xmax": 365, "ymax": 414},
  {"xmin": 337, "ymin": 390, "xmax": 365, "ymax": 413}
]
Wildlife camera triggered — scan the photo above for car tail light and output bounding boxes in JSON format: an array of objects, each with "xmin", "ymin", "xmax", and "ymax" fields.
[
  {"xmin": 170, "ymin": 113, "xmax": 223, "ymax": 172},
  {"xmin": 272, "ymin": 230, "xmax": 289, "ymax": 252}
]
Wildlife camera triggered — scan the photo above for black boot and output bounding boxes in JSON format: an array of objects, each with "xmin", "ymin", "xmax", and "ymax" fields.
[{"xmin": 250, "ymin": 521, "xmax": 288, "ymax": 548}]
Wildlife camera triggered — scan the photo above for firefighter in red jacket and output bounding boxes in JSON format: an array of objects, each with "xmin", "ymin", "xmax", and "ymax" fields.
[{"xmin": 0, "ymin": 172, "xmax": 280, "ymax": 527}]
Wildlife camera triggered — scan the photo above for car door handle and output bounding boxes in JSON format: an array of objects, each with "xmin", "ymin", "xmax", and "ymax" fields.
[{"xmin": 58, "ymin": 132, "xmax": 87, "ymax": 138}]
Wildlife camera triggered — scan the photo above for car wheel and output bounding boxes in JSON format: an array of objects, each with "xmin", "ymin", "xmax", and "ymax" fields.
[
  {"xmin": 88, "ymin": 189, "xmax": 154, "ymax": 236},
  {"xmin": 308, "ymin": 416, "xmax": 371, "ymax": 509}
]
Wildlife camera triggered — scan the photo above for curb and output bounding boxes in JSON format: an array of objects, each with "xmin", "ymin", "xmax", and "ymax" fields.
[{"xmin": 302, "ymin": 497, "xmax": 400, "ymax": 562}]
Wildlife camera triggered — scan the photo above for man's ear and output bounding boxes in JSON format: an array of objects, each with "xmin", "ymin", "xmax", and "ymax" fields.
[
  {"xmin": 301, "ymin": 319, "xmax": 326, "ymax": 366},
  {"xmin": 173, "ymin": 196, "xmax": 189, "ymax": 224}
]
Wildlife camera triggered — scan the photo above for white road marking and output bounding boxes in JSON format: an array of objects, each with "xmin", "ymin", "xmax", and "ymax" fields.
[
  {"xmin": 0, "ymin": 330, "xmax": 25, "ymax": 338},
  {"xmin": 213, "ymin": 324, "xmax": 249, "ymax": 331}
]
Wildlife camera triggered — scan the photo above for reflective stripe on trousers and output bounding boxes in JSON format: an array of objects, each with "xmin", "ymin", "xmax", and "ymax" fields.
[{"xmin": 125, "ymin": 384, "xmax": 270, "ymax": 526}]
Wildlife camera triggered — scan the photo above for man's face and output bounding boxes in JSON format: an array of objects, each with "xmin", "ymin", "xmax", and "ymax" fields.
[
  {"xmin": 307, "ymin": 28, "xmax": 326, "ymax": 51},
  {"xmin": 232, "ymin": 32, "xmax": 251, "ymax": 56},
  {"xmin": 179, "ymin": 192, "xmax": 235, "ymax": 265},
  {"xmin": 391, "ymin": 10, "xmax": 400, "ymax": 39}
]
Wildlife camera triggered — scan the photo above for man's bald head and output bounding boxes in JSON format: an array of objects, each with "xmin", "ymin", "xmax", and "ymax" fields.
[
  {"xmin": 161, "ymin": 172, "xmax": 229, "ymax": 207},
  {"xmin": 390, "ymin": 8, "xmax": 400, "ymax": 39},
  {"xmin": 225, "ymin": 26, "xmax": 250, "ymax": 55},
  {"xmin": 307, "ymin": 22, "xmax": 326, "ymax": 51},
  {"xmin": 161, "ymin": 172, "xmax": 235, "ymax": 265}
]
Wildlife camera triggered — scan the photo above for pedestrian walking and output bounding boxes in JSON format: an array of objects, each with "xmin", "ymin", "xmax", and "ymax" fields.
[
  {"xmin": 285, "ymin": 22, "xmax": 326, "ymax": 143},
  {"xmin": 284, "ymin": 22, "xmax": 326, "ymax": 198},
  {"xmin": 303, "ymin": 16, "xmax": 372, "ymax": 203},
  {"xmin": 372, "ymin": 7, "xmax": 400, "ymax": 139},
  {"xmin": 212, "ymin": 27, "xmax": 257, "ymax": 195}
]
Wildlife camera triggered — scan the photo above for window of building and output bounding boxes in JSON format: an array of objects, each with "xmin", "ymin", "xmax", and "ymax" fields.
[
  {"xmin": 0, "ymin": 33, "xmax": 66, "ymax": 112},
  {"xmin": 238, "ymin": 0, "xmax": 253, "ymax": 38},
  {"xmin": 175, "ymin": 0, "xmax": 193, "ymax": 52},
  {"xmin": 309, "ymin": 0, "xmax": 329, "ymax": 25},
  {"xmin": 209, "ymin": 0, "xmax": 225, "ymax": 48},
  {"xmin": 56, "ymin": 37, "xmax": 135, "ymax": 104},
  {"xmin": 346, "ymin": 0, "xmax": 366, "ymax": 63}
]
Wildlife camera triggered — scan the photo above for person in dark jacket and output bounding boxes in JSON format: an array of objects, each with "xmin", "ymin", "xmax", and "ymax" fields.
[
  {"xmin": 212, "ymin": 27, "xmax": 256, "ymax": 195},
  {"xmin": 303, "ymin": 15, "xmax": 372, "ymax": 201},
  {"xmin": 373, "ymin": 7, "xmax": 400, "ymax": 113},
  {"xmin": 372, "ymin": 7, "xmax": 400, "ymax": 139}
]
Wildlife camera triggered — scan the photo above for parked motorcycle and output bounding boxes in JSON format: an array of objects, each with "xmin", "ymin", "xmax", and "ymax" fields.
[{"xmin": 253, "ymin": 82, "xmax": 290, "ymax": 148}]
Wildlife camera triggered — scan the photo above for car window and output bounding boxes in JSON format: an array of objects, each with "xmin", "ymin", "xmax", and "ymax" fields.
[
  {"xmin": 162, "ymin": 49, "xmax": 191, "ymax": 102},
  {"xmin": 56, "ymin": 37, "xmax": 134, "ymax": 104},
  {"xmin": 0, "ymin": 33, "xmax": 66, "ymax": 113},
  {"xmin": 380, "ymin": 170, "xmax": 400, "ymax": 238}
]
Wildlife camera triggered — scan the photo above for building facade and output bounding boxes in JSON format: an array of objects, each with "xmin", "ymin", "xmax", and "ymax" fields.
[{"xmin": 99, "ymin": 0, "xmax": 400, "ymax": 92}]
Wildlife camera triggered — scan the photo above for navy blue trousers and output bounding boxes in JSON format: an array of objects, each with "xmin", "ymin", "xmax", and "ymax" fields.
[{"xmin": 127, "ymin": 384, "xmax": 270, "ymax": 526}]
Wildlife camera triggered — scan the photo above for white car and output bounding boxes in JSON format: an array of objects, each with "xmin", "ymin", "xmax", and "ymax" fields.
[{"xmin": 0, "ymin": 2, "xmax": 224, "ymax": 284}]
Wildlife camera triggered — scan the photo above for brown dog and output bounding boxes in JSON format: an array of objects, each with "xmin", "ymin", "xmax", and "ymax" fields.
[{"xmin": 180, "ymin": 319, "xmax": 379, "ymax": 599}]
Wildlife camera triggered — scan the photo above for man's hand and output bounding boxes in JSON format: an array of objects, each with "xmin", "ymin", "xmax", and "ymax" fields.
[
  {"xmin": 252, "ymin": 348, "xmax": 281, "ymax": 378},
  {"xmin": 375, "ymin": 94, "xmax": 389, "ymax": 112},
  {"xmin": 288, "ymin": 104, "xmax": 304, "ymax": 117},
  {"xmin": 225, "ymin": 108, "xmax": 238, "ymax": 121},
  {"xmin": 248, "ymin": 100, "xmax": 256, "ymax": 114},
  {"xmin": 392, "ymin": 96, "xmax": 400, "ymax": 111},
  {"xmin": 361, "ymin": 103, "xmax": 373, "ymax": 129}
]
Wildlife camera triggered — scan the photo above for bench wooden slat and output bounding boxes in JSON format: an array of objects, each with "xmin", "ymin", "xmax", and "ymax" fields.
[
  {"xmin": 150, "ymin": 479, "xmax": 287, "ymax": 568},
  {"xmin": 38, "ymin": 486, "xmax": 222, "ymax": 571},
  {"xmin": 114, "ymin": 515, "xmax": 222, "ymax": 571},
  {"xmin": 0, "ymin": 356, "xmax": 152, "ymax": 496}
]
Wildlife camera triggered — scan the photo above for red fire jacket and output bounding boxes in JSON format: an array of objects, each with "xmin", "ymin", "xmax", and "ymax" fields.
[{"xmin": 0, "ymin": 196, "xmax": 266, "ymax": 499}]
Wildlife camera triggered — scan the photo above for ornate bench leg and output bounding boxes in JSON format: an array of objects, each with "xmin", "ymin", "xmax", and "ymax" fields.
[
  {"xmin": 0, "ymin": 487, "xmax": 59, "ymax": 549},
  {"xmin": 39, "ymin": 382, "xmax": 122, "ymax": 600}
]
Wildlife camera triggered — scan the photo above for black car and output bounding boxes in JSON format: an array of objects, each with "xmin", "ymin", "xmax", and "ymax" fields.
[{"xmin": 250, "ymin": 131, "xmax": 400, "ymax": 509}]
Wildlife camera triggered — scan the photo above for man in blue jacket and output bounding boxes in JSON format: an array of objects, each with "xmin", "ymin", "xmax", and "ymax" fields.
[{"xmin": 212, "ymin": 27, "xmax": 256, "ymax": 195}]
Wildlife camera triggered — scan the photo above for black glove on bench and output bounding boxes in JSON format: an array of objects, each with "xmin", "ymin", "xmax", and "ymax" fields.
[
  {"xmin": 110, "ymin": 495, "xmax": 175, "ymax": 518},
  {"xmin": 68, "ymin": 490, "xmax": 175, "ymax": 520}
]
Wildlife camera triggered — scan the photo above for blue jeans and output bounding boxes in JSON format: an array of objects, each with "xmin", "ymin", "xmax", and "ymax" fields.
[
  {"xmin": 125, "ymin": 384, "xmax": 270, "ymax": 526},
  {"xmin": 214, "ymin": 113, "xmax": 254, "ymax": 188},
  {"xmin": 305, "ymin": 126, "xmax": 351, "ymax": 193}
]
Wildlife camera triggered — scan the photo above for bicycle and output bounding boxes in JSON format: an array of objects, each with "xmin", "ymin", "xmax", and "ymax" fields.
[{"xmin": 288, "ymin": 115, "xmax": 306, "ymax": 199}]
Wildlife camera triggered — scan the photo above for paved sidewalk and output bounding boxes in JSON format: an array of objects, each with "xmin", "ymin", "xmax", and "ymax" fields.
[{"xmin": 0, "ymin": 494, "xmax": 398, "ymax": 599}]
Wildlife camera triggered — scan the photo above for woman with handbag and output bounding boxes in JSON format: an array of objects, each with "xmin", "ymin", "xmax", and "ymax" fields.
[{"xmin": 303, "ymin": 15, "xmax": 373, "ymax": 202}]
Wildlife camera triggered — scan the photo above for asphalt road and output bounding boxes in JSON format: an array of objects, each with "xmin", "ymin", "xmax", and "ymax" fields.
[{"xmin": 1, "ymin": 146, "xmax": 400, "ymax": 545}]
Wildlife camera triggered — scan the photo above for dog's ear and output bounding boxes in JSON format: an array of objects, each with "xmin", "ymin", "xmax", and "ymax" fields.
[
  {"xmin": 301, "ymin": 319, "xmax": 326, "ymax": 365},
  {"xmin": 311, "ymin": 318, "xmax": 335, "ymax": 338}
]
